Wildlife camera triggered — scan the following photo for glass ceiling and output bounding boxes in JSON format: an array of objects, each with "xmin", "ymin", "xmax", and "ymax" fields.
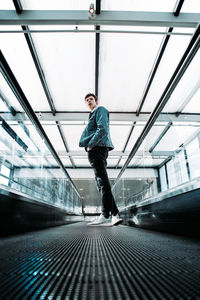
[{"xmin": 0, "ymin": 1, "xmax": 200, "ymax": 178}]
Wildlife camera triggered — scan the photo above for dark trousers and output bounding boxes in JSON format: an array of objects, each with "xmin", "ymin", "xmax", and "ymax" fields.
[{"xmin": 88, "ymin": 146, "xmax": 119, "ymax": 218}]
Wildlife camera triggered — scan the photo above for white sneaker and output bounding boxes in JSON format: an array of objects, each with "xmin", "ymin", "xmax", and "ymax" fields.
[
  {"xmin": 111, "ymin": 214, "xmax": 123, "ymax": 226},
  {"xmin": 87, "ymin": 214, "xmax": 111, "ymax": 226}
]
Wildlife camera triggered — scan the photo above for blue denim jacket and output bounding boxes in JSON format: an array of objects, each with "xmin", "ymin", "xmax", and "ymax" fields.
[{"xmin": 79, "ymin": 106, "xmax": 114, "ymax": 150}]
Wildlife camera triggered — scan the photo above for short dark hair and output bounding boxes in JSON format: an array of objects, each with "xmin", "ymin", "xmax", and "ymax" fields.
[{"xmin": 84, "ymin": 93, "xmax": 98, "ymax": 102}]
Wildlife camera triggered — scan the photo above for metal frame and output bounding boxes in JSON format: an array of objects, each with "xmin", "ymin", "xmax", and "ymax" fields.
[
  {"xmin": 149, "ymin": 121, "xmax": 173, "ymax": 153},
  {"xmin": 56, "ymin": 121, "xmax": 75, "ymax": 168},
  {"xmin": 173, "ymin": 0, "xmax": 185, "ymax": 17},
  {"xmin": 0, "ymin": 50, "xmax": 79, "ymax": 194},
  {"xmin": 115, "ymin": 122, "xmax": 136, "ymax": 169},
  {"xmin": 113, "ymin": 24, "xmax": 200, "ymax": 186},
  {"xmin": 136, "ymin": 27, "xmax": 173, "ymax": 115},
  {"xmin": 21, "ymin": 25, "xmax": 56, "ymax": 114},
  {"xmin": 0, "ymin": 11, "xmax": 200, "ymax": 28},
  {"xmin": 13, "ymin": 2, "xmax": 75, "ymax": 169},
  {"xmin": 1, "ymin": 112, "xmax": 200, "ymax": 123},
  {"xmin": 12, "ymin": 0, "xmax": 22, "ymax": 14},
  {"xmin": 95, "ymin": 0, "xmax": 101, "ymax": 96},
  {"xmin": 0, "ymin": 150, "xmax": 173, "ymax": 157}
]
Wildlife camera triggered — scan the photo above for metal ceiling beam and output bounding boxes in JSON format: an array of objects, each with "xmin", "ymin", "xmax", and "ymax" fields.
[
  {"xmin": 0, "ymin": 90, "xmax": 42, "ymax": 153},
  {"xmin": 0, "ymin": 50, "xmax": 79, "ymax": 195},
  {"xmin": 174, "ymin": 0, "xmax": 185, "ymax": 17},
  {"xmin": 1, "ymin": 112, "xmax": 200, "ymax": 123},
  {"xmin": 115, "ymin": 122, "xmax": 136, "ymax": 168},
  {"xmin": 113, "ymin": 24, "xmax": 200, "ymax": 187},
  {"xmin": 13, "ymin": 3, "xmax": 67, "ymax": 172},
  {"xmin": 136, "ymin": 27, "xmax": 173, "ymax": 115},
  {"xmin": 12, "ymin": 0, "xmax": 22, "ymax": 14},
  {"xmin": 136, "ymin": 0, "xmax": 185, "ymax": 115},
  {"xmin": 96, "ymin": 0, "xmax": 101, "ymax": 15},
  {"xmin": 0, "ymin": 11, "xmax": 200, "ymax": 28},
  {"xmin": 0, "ymin": 150, "xmax": 175, "ymax": 157},
  {"xmin": 56, "ymin": 121, "xmax": 75, "ymax": 168},
  {"xmin": 95, "ymin": 1, "xmax": 101, "ymax": 96},
  {"xmin": 149, "ymin": 121, "xmax": 173, "ymax": 153},
  {"xmin": 21, "ymin": 25, "xmax": 56, "ymax": 114},
  {"xmin": 95, "ymin": 25, "xmax": 100, "ymax": 97}
]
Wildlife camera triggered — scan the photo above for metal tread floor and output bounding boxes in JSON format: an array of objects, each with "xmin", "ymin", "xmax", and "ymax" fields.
[{"xmin": 0, "ymin": 222, "xmax": 200, "ymax": 300}]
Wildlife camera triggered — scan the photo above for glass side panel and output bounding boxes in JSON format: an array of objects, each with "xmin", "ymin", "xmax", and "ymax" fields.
[
  {"xmin": 159, "ymin": 166, "xmax": 167, "ymax": 192},
  {"xmin": 1, "ymin": 164, "xmax": 10, "ymax": 177},
  {"xmin": 0, "ymin": 77, "xmax": 82, "ymax": 213},
  {"xmin": 0, "ymin": 73, "xmax": 22, "ymax": 111},
  {"xmin": 186, "ymin": 138, "xmax": 200, "ymax": 179}
]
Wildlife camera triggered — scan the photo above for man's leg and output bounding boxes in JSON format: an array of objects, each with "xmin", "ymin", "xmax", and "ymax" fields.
[{"xmin": 88, "ymin": 147, "xmax": 119, "ymax": 217}]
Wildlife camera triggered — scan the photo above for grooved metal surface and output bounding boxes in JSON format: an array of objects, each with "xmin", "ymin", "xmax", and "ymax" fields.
[{"xmin": 0, "ymin": 223, "xmax": 200, "ymax": 299}]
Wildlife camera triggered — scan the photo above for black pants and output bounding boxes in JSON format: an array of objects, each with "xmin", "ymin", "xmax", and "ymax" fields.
[{"xmin": 88, "ymin": 146, "xmax": 119, "ymax": 218}]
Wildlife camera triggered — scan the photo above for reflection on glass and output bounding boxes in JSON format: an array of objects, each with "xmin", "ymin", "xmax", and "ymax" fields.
[
  {"xmin": 0, "ymin": 91, "xmax": 82, "ymax": 215},
  {"xmin": 112, "ymin": 121, "xmax": 200, "ymax": 212}
]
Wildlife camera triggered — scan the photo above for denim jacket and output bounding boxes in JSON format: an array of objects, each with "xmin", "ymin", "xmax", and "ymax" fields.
[{"xmin": 79, "ymin": 106, "xmax": 114, "ymax": 150}]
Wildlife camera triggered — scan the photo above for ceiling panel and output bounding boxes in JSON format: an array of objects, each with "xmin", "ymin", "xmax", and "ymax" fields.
[
  {"xmin": 0, "ymin": 26, "xmax": 50, "ymax": 111},
  {"xmin": 154, "ymin": 126, "xmax": 198, "ymax": 151},
  {"xmin": 137, "ymin": 125, "xmax": 169, "ymax": 152},
  {"xmin": 99, "ymin": 27, "xmax": 164, "ymax": 112},
  {"xmin": 183, "ymin": 88, "xmax": 200, "ymax": 113},
  {"xmin": 110, "ymin": 124, "xmax": 132, "ymax": 151},
  {"xmin": 107, "ymin": 157, "xmax": 120, "ymax": 167},
  {"xmin": 60, "ymin": 157, "xmax": 72, "ymax": 168},
  {"xmin": 142, "ymin": 28, "xmax": 194, "ymax": 113},
  {"xmin": 62, "ymin": 124, "xmax": 86, "ymax": 151},
  {"xmin": 101, "ymin": 0, "xmax": 175, "ymax": 11},
  {"xmin": 30, "ymin": 25, "xmax": 95, "ymax": 111},
  {"xmin": 126, "ymin": 124, "xmax": 145, "ymax": 151},
  {"xmin": 73, "ymin": 157, "xmax": 90, "ymax": 167},
  {"xmin": 182, "ymin": 0, "xmax": 200, "ymax": 13},
  {"xmin": 164, "ymin": 48, "xmax": 200, "ymax": 113},
  {"xmin": 42, "ymin": 124, "xmax": 66, "ymax": 151},
  {"xmin": 0, "ymin": 1, "xmax": 15, "ymax": 9},
  {"xmin": 20, "ymin": 0, "xmax": 92, "ymax": 10}
]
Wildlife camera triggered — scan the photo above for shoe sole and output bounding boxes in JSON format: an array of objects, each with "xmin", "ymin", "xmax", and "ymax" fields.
[
  {"xmin": 87, "ymin": 223, "xmax": 112, "ymax": 227},
  {"xmin": 112, "ymin": 219, "xmax": 123, "ymax": 226}
]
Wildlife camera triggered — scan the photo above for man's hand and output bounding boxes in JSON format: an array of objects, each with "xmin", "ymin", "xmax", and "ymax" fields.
[{"xmin": 87, "ymin": 147, "xmax": 93, "ymax": 151}]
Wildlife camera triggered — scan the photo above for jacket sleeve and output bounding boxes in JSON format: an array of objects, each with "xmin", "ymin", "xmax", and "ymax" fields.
[{"xmin": 87, "ymin": 107, "xmax": 109, "ymax": 147}]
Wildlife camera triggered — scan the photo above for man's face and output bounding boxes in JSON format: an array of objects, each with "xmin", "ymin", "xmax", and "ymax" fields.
[{"xmin": 85, "ymin": 96, "xmax": 97, "ymax": 111}]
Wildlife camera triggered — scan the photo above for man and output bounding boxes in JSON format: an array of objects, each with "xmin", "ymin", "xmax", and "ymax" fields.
[{"xmin": 79, "ymin": 93, "xmax": 123, "ymax": 226}]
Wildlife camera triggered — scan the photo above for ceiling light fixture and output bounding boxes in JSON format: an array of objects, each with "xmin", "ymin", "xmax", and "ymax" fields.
[{"xmin": 89, "ymin": 3, "xmax": 96, "ymax": 19}]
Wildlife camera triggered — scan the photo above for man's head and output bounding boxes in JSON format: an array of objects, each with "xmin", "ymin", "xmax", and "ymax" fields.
[{"xmin": 85, "ymin": 93, "xmax": 98, "ymax": 111}]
